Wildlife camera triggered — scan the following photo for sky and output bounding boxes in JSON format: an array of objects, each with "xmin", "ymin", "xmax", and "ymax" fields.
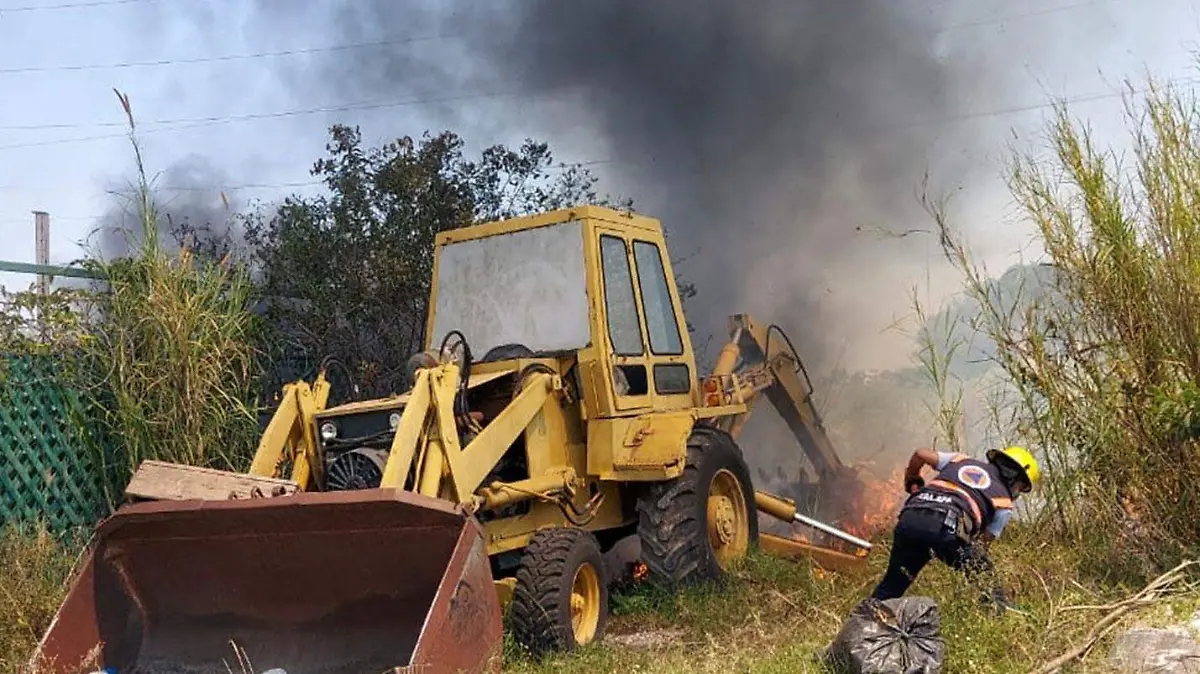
[{"xmin": 1, "ymin": 0, "xmax": 1199, "ymax": 373}]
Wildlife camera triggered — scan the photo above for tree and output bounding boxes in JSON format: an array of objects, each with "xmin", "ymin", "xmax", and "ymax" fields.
[{"xmin": 243, "ymin": 125, "xmax": 629, "ymax": 400}]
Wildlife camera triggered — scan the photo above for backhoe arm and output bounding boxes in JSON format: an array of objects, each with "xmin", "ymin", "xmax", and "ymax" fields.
[
  {"xmin": 705, "ymin": 314, "xmax": 845, "ymax": 481},
  {"xmin": 702, "ymin": 314, "xmax": 873, "ymax": 553}
]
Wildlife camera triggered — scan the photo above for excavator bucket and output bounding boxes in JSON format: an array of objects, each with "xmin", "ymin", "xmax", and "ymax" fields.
[{"xmin": 30, "ymin": 489, "xmax": 502, "ymax": 674}]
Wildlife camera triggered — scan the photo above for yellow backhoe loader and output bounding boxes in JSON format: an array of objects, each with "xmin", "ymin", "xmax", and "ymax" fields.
[{"xmin": 33, "ymin": 206, "xmax": 874, "ymax": 674}]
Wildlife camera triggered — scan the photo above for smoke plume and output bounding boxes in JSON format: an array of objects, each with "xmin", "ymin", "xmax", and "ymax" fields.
[
  {"xmin": 231, "ymin": 0, "xmax": 1018, "ymax": 481},
  {"xmin": 243, "ymin": 0, "xmax": 1009, "ymax": 370},
  {"xmin": 194, "ymin": 1, "xmax": 1019, "ymax": 485},
  {"xmin": 93, "ymin": 154, "xmax": 245, "ymax": 261}
]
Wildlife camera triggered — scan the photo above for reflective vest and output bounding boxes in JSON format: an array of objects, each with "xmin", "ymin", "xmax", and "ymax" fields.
[{"xmin": 904, "ymin": 453, "xmax": 1014, "ymax": 537}]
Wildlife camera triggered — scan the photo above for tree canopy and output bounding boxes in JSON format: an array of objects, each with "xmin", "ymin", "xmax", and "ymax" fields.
[{"xmin": 241, "ymin": 125, "xmax": 628, "ymax": 399}]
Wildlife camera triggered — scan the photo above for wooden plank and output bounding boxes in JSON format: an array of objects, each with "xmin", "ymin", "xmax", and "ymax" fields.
[{"xmin": 125, "ymin": 460, "xmax": 300, "ymax": 502}]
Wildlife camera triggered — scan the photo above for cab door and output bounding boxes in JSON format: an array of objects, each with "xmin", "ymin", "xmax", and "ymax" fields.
[
  {"xmin": 591, "ymin": 228, "xmax": 695, "ymax": 415},
  {"xmin": 596, "ymin": 231, "xmax": 653, "ymax": 413},
  {"xmin": 628, "ymin": 237, "xmax": 693, "ymax": 412},
  {"xmin": 583, "ymin": 224, "xmax": 702, "ymax": 477}
]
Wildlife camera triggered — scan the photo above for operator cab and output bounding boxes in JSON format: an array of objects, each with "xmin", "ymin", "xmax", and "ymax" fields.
[{"xmin": 427, "ymin": 205, "xmax": 700, "ymax": 419}]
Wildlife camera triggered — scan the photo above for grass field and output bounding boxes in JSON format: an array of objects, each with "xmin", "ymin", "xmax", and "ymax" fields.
[
  {"xmin": 0, "ymin": 526, "xmax": 79, "ymax": 674},
  {"xmin": 500, "ymin": 527, "xmax": 1197, "ymax": 674},
  {"xmin": 6, "ymin": 521, "xmax": 1183, "ymax": 674}
]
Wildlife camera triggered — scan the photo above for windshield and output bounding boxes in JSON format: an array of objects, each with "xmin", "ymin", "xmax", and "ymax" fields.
[{"xmin": 429, "ymin": 220, "xmax": 591, "ymax": 360}]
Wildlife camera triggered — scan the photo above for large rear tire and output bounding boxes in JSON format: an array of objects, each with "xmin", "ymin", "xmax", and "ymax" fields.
[
  {"xmin": 510, "ymin": 527, "xmax": 609, "ymax": 655},
  {"xmin": 636, "ymin": 426, "xmax": 759, "ymax": 587}
]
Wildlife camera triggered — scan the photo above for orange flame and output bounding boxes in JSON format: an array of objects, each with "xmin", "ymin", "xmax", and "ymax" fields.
[
  {"xmin": 777, "ymin": 462, "xmax": 909, "ymax": 557},
  {"xmin": 841, "ymin": 464, "xmax": 907, "ymax": 540},
  {"xmin": 632, "ymin": 561, "xmax": 649, "ymax": 582}
]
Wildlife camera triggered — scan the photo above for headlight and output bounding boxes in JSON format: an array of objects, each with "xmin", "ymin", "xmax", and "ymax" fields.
[
  {"xmin": 389, "ymin": 412, "xmax": 402, "ymax": 429},
  {"xmin": 320, "ymin": 422, "xmax": 338, "ymax": 441}
]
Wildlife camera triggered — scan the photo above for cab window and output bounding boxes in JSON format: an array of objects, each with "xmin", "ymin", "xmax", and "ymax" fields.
[
  {"xmin": 632, "ymin": 241, "xmax": 683, "ymax": 355},
  {"xmin": 600, "ymin": 235, "xmax": 644, "ymax": 356}
]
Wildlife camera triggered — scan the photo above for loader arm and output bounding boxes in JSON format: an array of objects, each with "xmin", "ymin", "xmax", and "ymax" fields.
[
  {"xmin": 124, "ymin": 374, "xmax": 333, "ymax": 502},
  {"xmin": 249, "ymin": 372, "xmax": 332, "ymax": 488},
  {"xmin": 38, "ymin": 363, "xmax": 506, "ymax": 674},
  {"xmin": 379, "ymin": 361, "xmax": 563, "ymax": 506},
  {"xmin": 705, "ymin": 314, "xmax": 844, "ymax": 481}
]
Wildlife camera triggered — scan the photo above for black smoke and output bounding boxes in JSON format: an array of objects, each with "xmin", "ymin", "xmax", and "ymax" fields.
[
  {"xmin": 241, "ymin": 0, "xmax": 1005, "ymax": 370},
  {"xmin": 93, "ymin": 154, "xmax": 245, "ymax": 262},
  {"xmin": 129, "ymin": 0, "xmax": 1023, "ymax": 494},
  {"xmin": 230, "ymin": 0, "xmax": 1017, "ymax": 487}
]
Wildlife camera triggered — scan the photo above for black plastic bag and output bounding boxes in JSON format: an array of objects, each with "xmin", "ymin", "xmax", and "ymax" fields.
[{"xmin": 825, "ymin": 596, "xmax": 946, "ymax": 674}]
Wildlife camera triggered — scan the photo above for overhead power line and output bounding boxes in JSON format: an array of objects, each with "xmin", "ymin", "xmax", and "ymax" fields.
[
  {"xmin": 0, "ymin": 179, "xmax": 323, "ymax": 193},
  {"xmin": 0, "ymin": 157, "xmax": 616, "ymax": 220},
  {"xmin": 0, "ymin": 33, "xmax": 451, "ymax": 75},
  {"xmin": 0, "ymin": 71, "xmax": 1181, "ymax": 154},
  {"xmin": 0, "ymin": 88, "xmax": 540, "ymax": 146},
  {"xmin": 0, "ymin": 158, "xmax": 612, "ymax": 193},
  {"xmin": 0, "ymin": 0, "xmax": 164, "ymax": 12},
  {"xmin": 0, "ymin": 79, "xmax": 1168, "ymax": 220},
  {"xmin": 0, "ymin": 213, "xmax": 98, "ymax": 223},
  {"xmin": 0, "ymin": 0, "xmax": 1128, "ymax": 74},
  {"xmin": 941, "ymin": 0, "xmax": 1129, "ymax": 31}
]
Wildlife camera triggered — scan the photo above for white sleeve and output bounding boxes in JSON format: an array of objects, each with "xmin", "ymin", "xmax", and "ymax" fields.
[
  {"xmin": 986, "ymin": 509, "xmax": 1014, "ymax": 538},
  {"xmin": 934, "ymin": 452, "xmax": 956, "ymax": 471}
]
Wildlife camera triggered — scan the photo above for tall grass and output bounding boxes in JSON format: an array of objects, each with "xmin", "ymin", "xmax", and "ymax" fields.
[
  {"xmin": 504, "ymin": 526, "xmax": 1198, "ymax": 674},
  {"xmin": 910, "ymin": 287, "xmax": 970, "ymax": 452},
  {"xmin": 0, "ymin": 525, "xmax": 76, "ymax": 674},
  {"xmin": 0, "ymin": 93, "xmax": 263, "ymax": 672},
  {"xmin": 79, "ymin": 91, "xmax": 261, "ymax": 488},
  {"xmin": 932, "ymin": 76, "xmax": 1200, "ymax": 575}
]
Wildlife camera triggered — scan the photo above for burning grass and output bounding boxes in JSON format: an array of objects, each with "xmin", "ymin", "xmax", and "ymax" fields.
[{"xmin": 840, "ymin": 463, "xmax": 907, "ymax": 541}]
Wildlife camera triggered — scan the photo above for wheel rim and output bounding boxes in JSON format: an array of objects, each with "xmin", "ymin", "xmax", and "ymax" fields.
[
  {"xmin": 570, "ymin": 561, "xmax": 601, "ymax": 645},
  {"xmin": 707, "ymin": 468, "xmax": 750, "ymax": 570}
]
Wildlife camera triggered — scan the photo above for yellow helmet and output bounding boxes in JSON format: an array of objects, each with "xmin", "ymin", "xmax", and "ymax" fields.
[{"xmin": 986, "ymin": 445, "xmax": 1040, "ymax": 492}]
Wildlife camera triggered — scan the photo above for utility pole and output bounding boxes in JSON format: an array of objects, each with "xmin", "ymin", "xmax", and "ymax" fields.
[{"xmin": 33, "ymin": 210, "xmax": 49, "ymax": 295}]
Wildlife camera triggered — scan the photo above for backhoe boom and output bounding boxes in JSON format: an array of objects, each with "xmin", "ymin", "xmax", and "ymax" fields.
[{"xmin": 706, "ymin": 314, "xmax": 844, "ymax": 481}]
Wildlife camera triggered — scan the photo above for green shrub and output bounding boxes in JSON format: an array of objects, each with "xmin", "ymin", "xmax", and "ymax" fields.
[{"xmin": 933, "ymin": 76, "xmax": 1200, "ymax": 574}]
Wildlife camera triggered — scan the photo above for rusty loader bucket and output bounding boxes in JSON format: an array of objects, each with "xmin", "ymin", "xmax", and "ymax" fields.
[{"xmin": 30, "ymin": 489, "xmax": 502, "ymax": 674}]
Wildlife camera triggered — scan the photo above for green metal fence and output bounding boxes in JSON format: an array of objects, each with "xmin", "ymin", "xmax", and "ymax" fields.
[{"xmin": 0, "ymin": 355, "xmax": 112, "ymax": 532}]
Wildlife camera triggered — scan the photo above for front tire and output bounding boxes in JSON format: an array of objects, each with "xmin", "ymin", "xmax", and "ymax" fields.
[
  {"xmin": 509, "ymin": 527, "xmax": 609, "ymax": 655},
  {"xmin": 636, "ymin": 426, "xmax": 759, "ymax": 587}
]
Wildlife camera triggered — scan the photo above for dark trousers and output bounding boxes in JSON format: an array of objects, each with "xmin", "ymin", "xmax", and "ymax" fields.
[{"xmin": 870, "ymin": 506, "xmax": 999, "ymax": 602}]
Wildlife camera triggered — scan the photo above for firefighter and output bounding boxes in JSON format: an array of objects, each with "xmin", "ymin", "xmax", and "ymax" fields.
[{"xmin": 868, "ymin": 445, "xmax": 1040, "ymax": 606}]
